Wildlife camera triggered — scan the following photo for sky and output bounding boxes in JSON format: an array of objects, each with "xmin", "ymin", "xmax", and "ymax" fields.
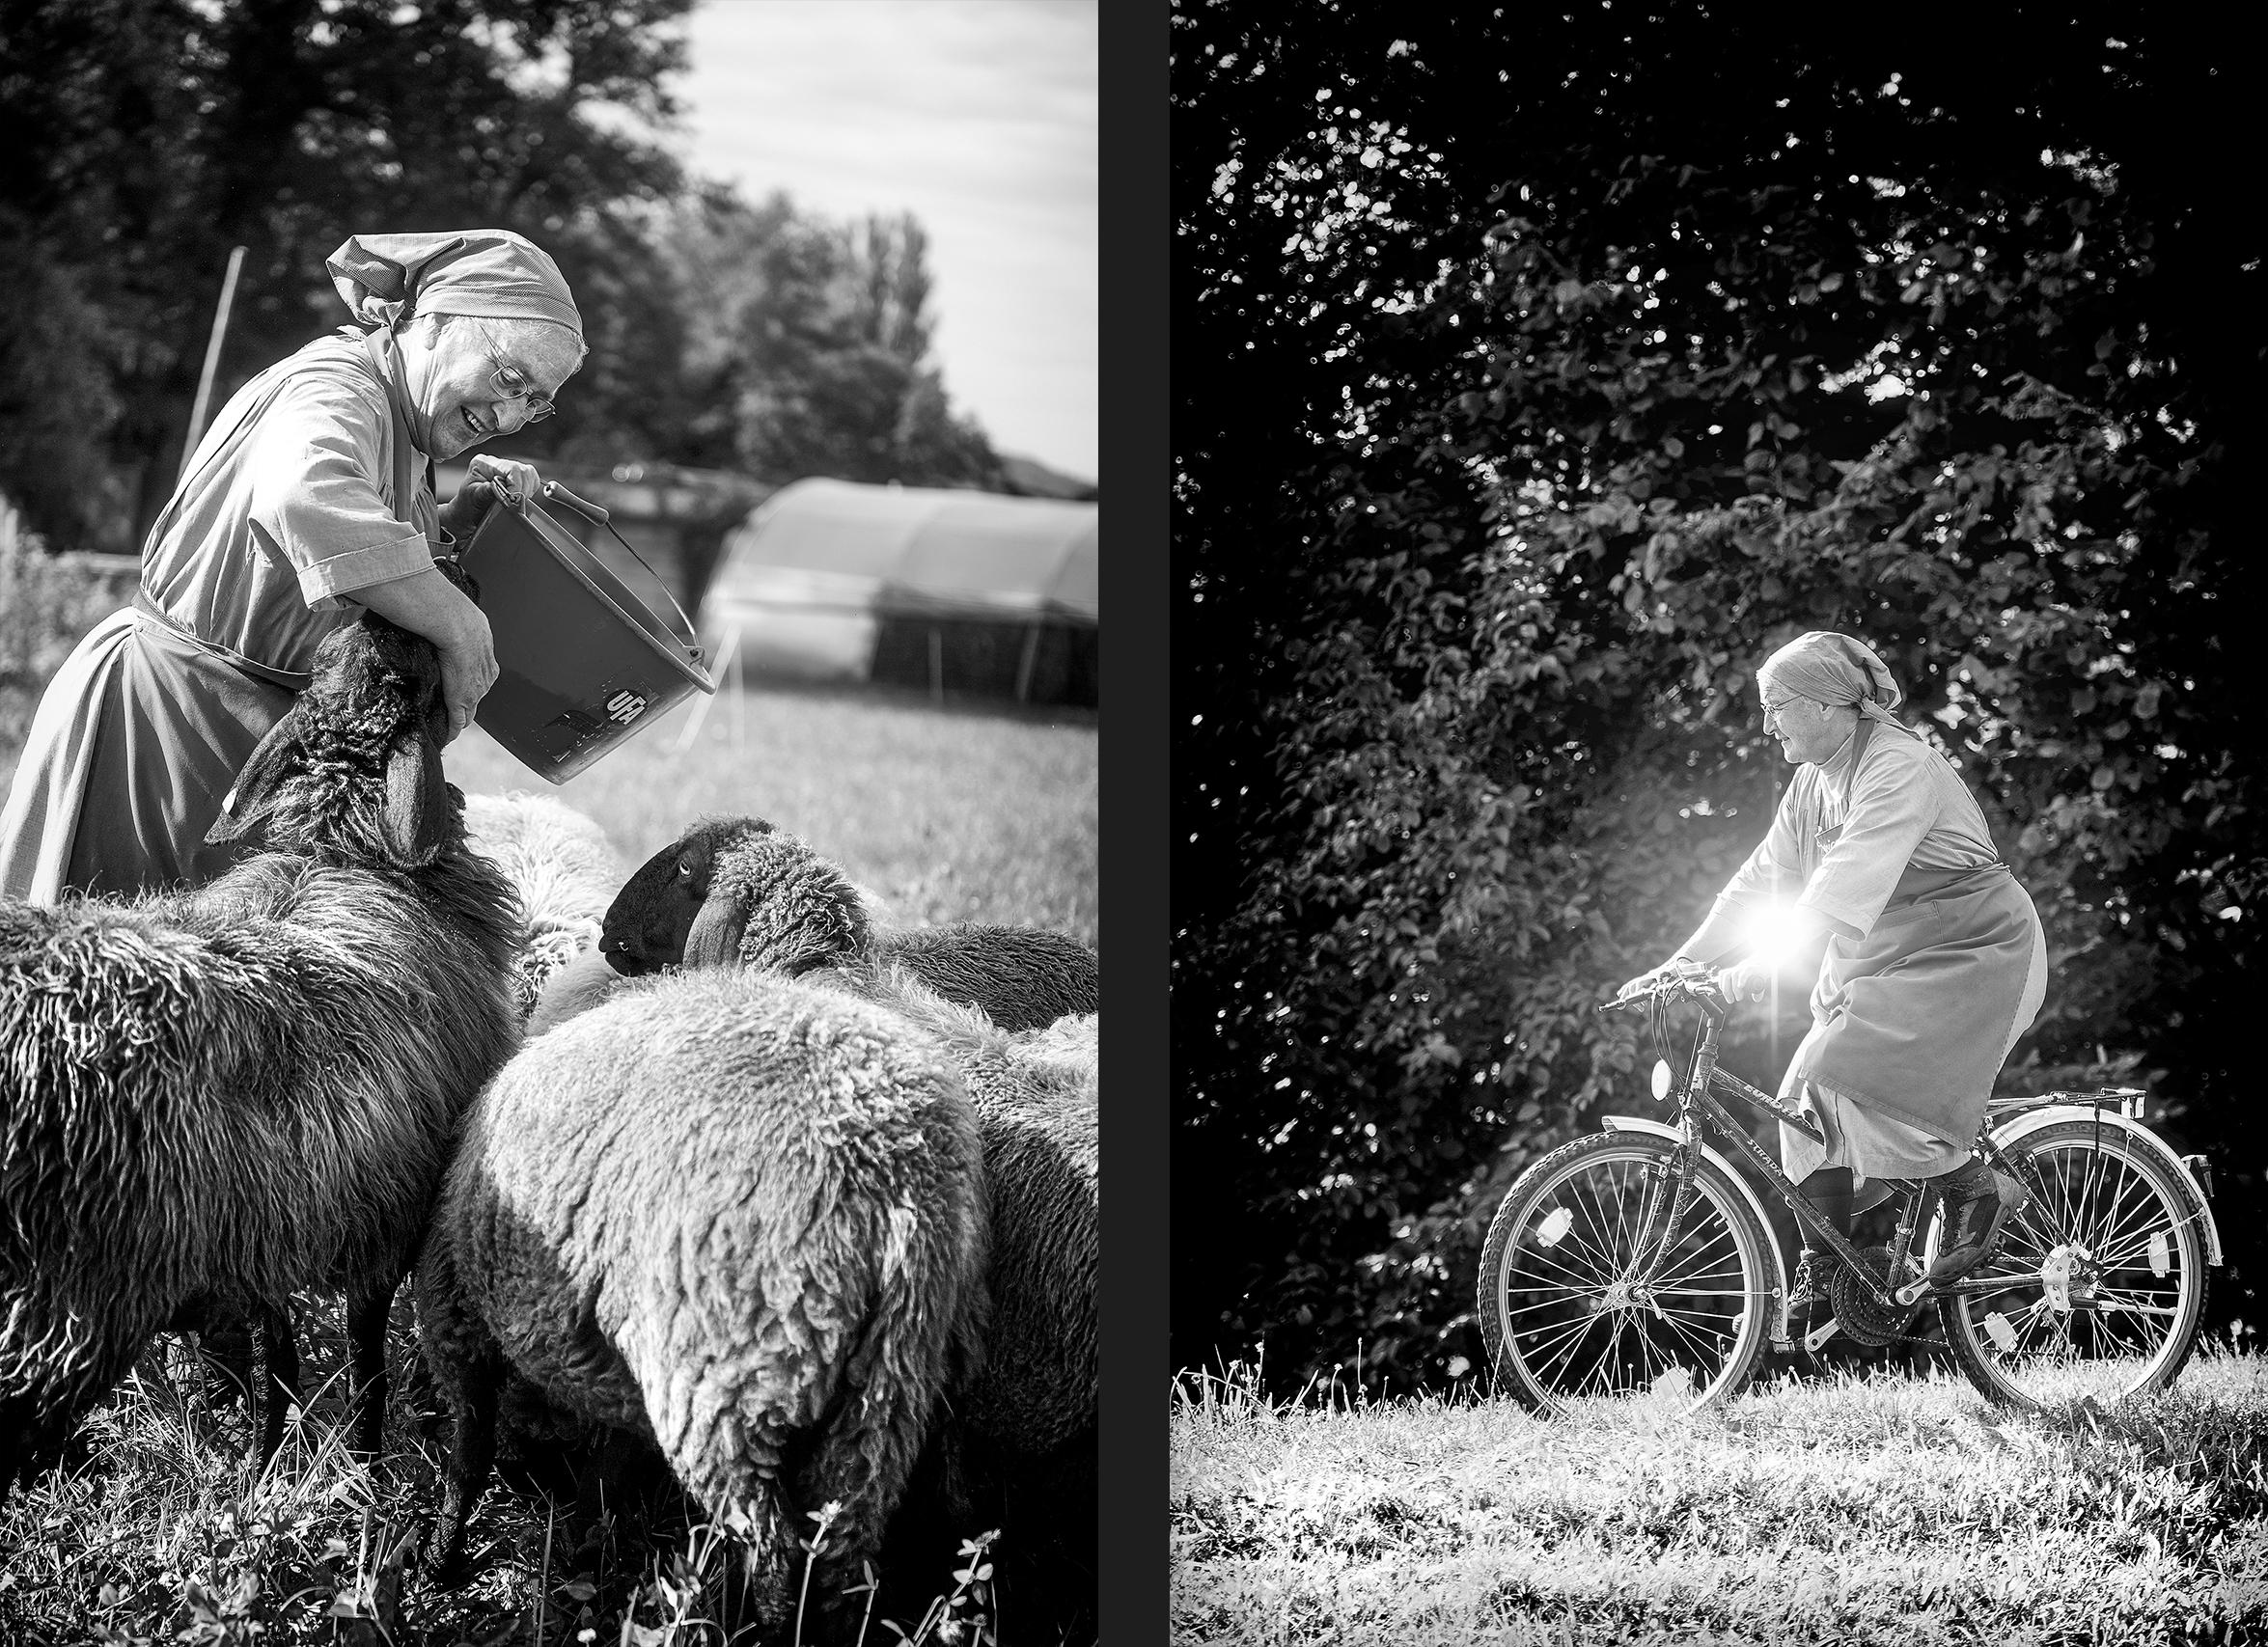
[{"xmin": 661, "ymin": 0, "xmax": 1098, "ymax": 485}]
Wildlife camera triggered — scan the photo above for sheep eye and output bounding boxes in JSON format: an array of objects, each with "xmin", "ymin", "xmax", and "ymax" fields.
[{"xmin": 677, "ymin": 856, "xmax": 696, "ymax": 879}]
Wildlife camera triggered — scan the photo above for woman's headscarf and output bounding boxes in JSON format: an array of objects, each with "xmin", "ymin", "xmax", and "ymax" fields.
[
  {"xmin": 325, "ymin": 230, "xmax": 582, "ymax": 343},
  {"xmin": 1757, "ymin": 631, "xmax": 1915, "ymax": 736}
]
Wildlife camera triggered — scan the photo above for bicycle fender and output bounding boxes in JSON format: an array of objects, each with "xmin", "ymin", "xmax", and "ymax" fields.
[
  {"xmin": 1990, "ymin": 1105, "xmax": 2224, "ymax": 1267},
  {"xmin": 1601, "ymin": 1114, "xmax": 1794, "ymax": 1346}
]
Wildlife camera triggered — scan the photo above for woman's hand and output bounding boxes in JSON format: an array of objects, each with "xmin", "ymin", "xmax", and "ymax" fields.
[
  {"xmin": 1712, "ymin": 957, "xmax": 1772, "ymax": 1002},
  {"xmin": 436, "ymin": 606, "xmax": 499, "ymax": 743},
  {"xmin": 439, "ymin": 456, "xmax": 542, "ymax": 537},
  {"xmin": 1617, "ymin": 958, "xmax": 1689, "ymax": 1002},
  {"xmin": 468, "ymin": 454, "xmax": 541, "ymax": 506},
  {"xmin": 352, "ymin": 564, "xmax": 498, "ymax": 744}
]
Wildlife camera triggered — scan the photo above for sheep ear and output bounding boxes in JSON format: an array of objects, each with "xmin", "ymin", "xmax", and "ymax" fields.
[
  {"xmin": 683, "ymin": 888, "xmax": 748, "ymax": 970},
  {"xmin": 205, "ymin": 706, "xmax": 303, "ymax": 845},
  {"xmin": 378, "ymin": 727, "xmax": 450, "ymax": 865}
]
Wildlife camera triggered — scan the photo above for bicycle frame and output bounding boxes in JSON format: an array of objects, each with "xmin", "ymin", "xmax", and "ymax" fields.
[{"xmin": 1630, "ymin": 990, "xmax": 2012, "ymax": 1313}]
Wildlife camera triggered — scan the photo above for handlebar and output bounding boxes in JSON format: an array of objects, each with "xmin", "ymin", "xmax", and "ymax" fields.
[{"xmin": 1599, "ymin": 963, "xmax": 1729, "ymax": 1016}]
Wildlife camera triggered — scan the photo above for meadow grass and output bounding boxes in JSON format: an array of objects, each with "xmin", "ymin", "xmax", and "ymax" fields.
[
  {"xmin": 0, "ymin": 1301, "xmax": 1008, "ymax": 1645},
  {"xmin": 1170, "ymin": 1344, "xmax": 2268, "ymax": 1646},
  {"xmin": 0, "ymin": 671, "xmax": 1094, "ymax": 1644},
  {"xmin": 439, "ymin": 680, "xmax": 1098, "ymax": 947}
]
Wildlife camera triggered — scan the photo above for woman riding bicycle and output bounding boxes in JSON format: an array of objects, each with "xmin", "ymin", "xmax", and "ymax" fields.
[{"xmin": 1618, "ymin": 631, "xmax": 2047, "ymax": 1308}]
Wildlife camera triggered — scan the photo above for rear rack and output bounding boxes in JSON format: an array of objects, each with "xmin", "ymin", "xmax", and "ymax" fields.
[{"xmin": 1985, "ymin": 1087, "xmax": 2149, "ymax": 1122}]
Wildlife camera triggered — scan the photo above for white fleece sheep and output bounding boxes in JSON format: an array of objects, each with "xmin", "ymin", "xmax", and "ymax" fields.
[
  {"xmin": 526, "ymin": 943, "xmax": 1098, "ymax": 1634},
  {"xmin": 460, "ymin": 790, "xmax": 623, "ymax": 1021},
  {"xmin": 414, "ymin": 967, "xmax": 990, "ymax": 1632}
]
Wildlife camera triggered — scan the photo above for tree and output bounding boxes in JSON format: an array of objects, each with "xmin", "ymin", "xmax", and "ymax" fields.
[
  {"xmin": 0, "ymin": 0, "xmax": 693, "ymax": 550},
  {"xmin": 658, "ymin": 189, "xmax": 1004, "ymax": 489},
  {"xmin": 1174, "ymin": 2, "xmax": 2267, "ymax": 1393}
]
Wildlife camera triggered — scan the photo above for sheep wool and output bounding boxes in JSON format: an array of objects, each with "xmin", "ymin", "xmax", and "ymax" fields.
[
  {"xmin": 460, "ymin": 790, "xmax": 624, "ymax": 1021},
  {"xmin": 824, "ymin": 973, "xmax": 1097, "ymax": 1634},
  {"xmin": 0, "ymin": 613, "xmax": 521, "ymax": 1493},
  {"xmin": 601, "ymin": 817, "xmax": 1098, "ymax": 1032},
  {"xmin": 416, "ymin": 967, "xmax": 990, "ymax": 1631}
]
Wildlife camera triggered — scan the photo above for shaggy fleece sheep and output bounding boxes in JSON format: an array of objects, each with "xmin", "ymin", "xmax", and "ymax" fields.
[
  {"xmin": 0, "ymin": 611, "xmax": 521, "ymax": 1494},
  {"xmin": 414, "ymin": 966, "xmax": 989, "ymax": 1632},
  {"xmin": 599, "ymin": 817, "xmax": 1096, "ymax": 1031},
  {"xmin": 460, "ymin": 790, "xmax": 623, "ymax": 1021}
]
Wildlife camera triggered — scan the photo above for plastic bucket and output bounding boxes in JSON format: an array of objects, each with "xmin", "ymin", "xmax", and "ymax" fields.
[{"xmin": 460, "ymin": 495, "xmax": 715, "ymax": 783}]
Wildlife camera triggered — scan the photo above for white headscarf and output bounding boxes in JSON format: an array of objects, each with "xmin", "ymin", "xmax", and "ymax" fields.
[
  {"xmin": 1757, "ymin": 631, "xmax": 1916, "ymax": 737},
  {"xmin": 325, "ymin": 230, "xmax": 582, "ymax": 343}
]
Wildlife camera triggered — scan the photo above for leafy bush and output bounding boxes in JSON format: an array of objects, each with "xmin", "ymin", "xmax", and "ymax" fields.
[
  {"xmin": 1174, "ymin": 10, "xmax": 2267, "ymax": 1394},
  {"xmin": 0, "ymin": 540, "xmax": 129, "ymax": 767}
]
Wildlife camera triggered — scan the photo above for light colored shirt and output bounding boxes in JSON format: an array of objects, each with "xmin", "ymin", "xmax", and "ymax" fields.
[
  {"xmin": 139, "ymin": 331, "xmax": 439, "ymax": 679},
  {"xmin": 1685, "ymin": 723, "xmax": 2003, "ymax": 957}
]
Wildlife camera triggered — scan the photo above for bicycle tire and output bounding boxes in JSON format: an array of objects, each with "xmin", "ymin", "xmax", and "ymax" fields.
[
  {"xmin": 1477, "ymin": 1131, "xmax": 1775, "ymax": 1415},
  {"xmin": 1937, "ymin": 1119, "xmax": 2209, "ymax": 1410}
]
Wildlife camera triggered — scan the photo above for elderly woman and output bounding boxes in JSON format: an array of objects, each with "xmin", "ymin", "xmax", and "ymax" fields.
[
  {"xmin": 0, "ymin": 229, "xmax": 584, "ymax": 902},
  {"xmin": 1621, "ymin": 631, "xmax": 2048, "ymax": 1303}
]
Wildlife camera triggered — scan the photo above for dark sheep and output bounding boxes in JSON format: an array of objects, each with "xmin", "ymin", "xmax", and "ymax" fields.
[
  {"xmin": 0, "ymin": 610, "xmax": 521, "ymax": 1494},
  {"xmin": 599, "ymin": 816, "xmax": 1096, "ymax": 1031}
]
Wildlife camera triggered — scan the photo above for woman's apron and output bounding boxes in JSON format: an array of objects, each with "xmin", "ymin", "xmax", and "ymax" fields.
[
  {"xmin": 0, "ymin": 331, "xmax": 431, "ymax": 903},
  {"xmin": 1777, "ymin": 721, "xmax": 2049, "ymax": 1182}
]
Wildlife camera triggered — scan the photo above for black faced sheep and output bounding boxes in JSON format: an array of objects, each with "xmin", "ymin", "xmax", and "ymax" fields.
[
  {"xmin": 413, "ymin": 966, "xmax": 990, "ymax": 1634},
  {"xmin": 0, "ymin": 610, "xmax": 521, "ymax": 1495},
  {"xmin": 460, "ymin": 790, "xmax": 624, "ymax": 1022},
  {"xmin": 598, "ymin": 816, "xmax": 1096, "ymax": 1031}
]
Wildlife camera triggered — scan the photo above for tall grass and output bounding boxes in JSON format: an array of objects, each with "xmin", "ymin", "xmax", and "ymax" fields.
[
  {"xmin": 0, "ymin": 1302, "xmax": 1010, "ymax": 1644},
  {"xmin": 1172, "ymin": 1344, "xmax": 2268, "ymax": 1646}
]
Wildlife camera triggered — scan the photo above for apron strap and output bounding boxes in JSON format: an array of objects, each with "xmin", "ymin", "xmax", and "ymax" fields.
[{"xmin": 131, "ymin": 590, "xmax": 312, "ymax": 692}]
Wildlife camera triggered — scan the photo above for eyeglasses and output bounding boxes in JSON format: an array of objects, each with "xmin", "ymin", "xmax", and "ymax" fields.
[{"xmin": 487, "ymin": 358, "xmax": 557, "ymax": 424}]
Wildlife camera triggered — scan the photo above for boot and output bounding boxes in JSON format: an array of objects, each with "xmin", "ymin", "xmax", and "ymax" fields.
[
  {"xmin": 1926, "ymin": 1158, "xmax": 2031, "ymax": 1285},
  {"xmin": 1788, "ymin": 1167, "xmax": 1852, "ymax": 1316}
]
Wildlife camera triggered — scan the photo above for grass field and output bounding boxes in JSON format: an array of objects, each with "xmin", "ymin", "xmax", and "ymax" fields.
[
  {"xmin": 0, "ymin": 675, "xmax": 1096, "ymax": 1645},
  {"xmin": 1172, "ymin": 1347, "xmax": 2268, "ymax": 1646}
]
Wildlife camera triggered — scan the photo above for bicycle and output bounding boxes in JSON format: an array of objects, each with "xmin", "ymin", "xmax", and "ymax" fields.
[{"xmin": 1475, "ymin": 962, "xmax": 2222, "ymax": 1414}]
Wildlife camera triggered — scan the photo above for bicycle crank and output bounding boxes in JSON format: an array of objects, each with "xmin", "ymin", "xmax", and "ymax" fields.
[{"xmin": 1820, "ymin": 1246, "xmax": 1931, "ymax": 1348}]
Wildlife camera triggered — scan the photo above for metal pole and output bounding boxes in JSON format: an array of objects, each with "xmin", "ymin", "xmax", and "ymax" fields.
[{"xmin": 179, "ymin": 245, "xmax": 247, "ymax": 486}]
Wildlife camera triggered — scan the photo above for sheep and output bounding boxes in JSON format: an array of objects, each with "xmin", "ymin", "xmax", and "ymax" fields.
[
  {"xmin": 599, "ymin": 816, "xmax": 1097, "ymax": 1031},
  {"xmin": 412, "ymin": 966, "xmax": 990, "ymax": 1635},
  {"xmin": 524, "ymin": 944, "xmax": 629, "ymax": 1038},
  {"xmin": 460, "ymin": 790, "xmax": 624, "ymax": 1022},
  {"xmin": 852, "ymin": 976, "xmax": 1097, "ymax": 1637},
  {"xmin": 0, "ymin": 608, "xmax": 522, "ymax": 1495},
  {"xmin": 514, "ymin": 830, "xmax": 1099, "ymax": 1629}
]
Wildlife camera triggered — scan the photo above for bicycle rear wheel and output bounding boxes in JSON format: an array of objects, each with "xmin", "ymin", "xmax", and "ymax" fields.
[
  {"xmin": 1938, "ymin": 1120, "xmax": 2209, "ymax": 1410},
  {"xmin": 1477, "ymin": 1131, "xmax": 1774, "ymax": 1415}
]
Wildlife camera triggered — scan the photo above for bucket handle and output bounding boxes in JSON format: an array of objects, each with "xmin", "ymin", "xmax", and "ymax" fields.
[{"xmin": 465, "ymin": 461, "xmax": 709, "ymax": 672}]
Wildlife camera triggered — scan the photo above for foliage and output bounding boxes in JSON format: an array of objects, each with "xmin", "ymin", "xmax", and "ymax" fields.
[
  {"xmin": 0, "ymin": 539, "xmax": 132, "ymax": 753},
  {"xmin": 0, "ymin": 0, "xmax": 1009, "ymax": 554},
  {"xmin": 652, "ymin": 188, "xmax": 1007, "ymax": 489},
  {"xmin": 1170, "ymin": 1344, "xmax": 2268, "ymax": 1645},
  {"xmin": 1173, "ymin": 3, "xmax": 2268, "ymax": 1393}
]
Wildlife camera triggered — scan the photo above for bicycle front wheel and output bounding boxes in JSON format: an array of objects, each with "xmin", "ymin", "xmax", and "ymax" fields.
[
  {"xmin": 1938, "ymin": 1120, "xmax": 2210, "ymax": 1410},
  {"xmin": 1477, "ymin": 1131, "xmax": 1774, "ymax": 1415}
]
